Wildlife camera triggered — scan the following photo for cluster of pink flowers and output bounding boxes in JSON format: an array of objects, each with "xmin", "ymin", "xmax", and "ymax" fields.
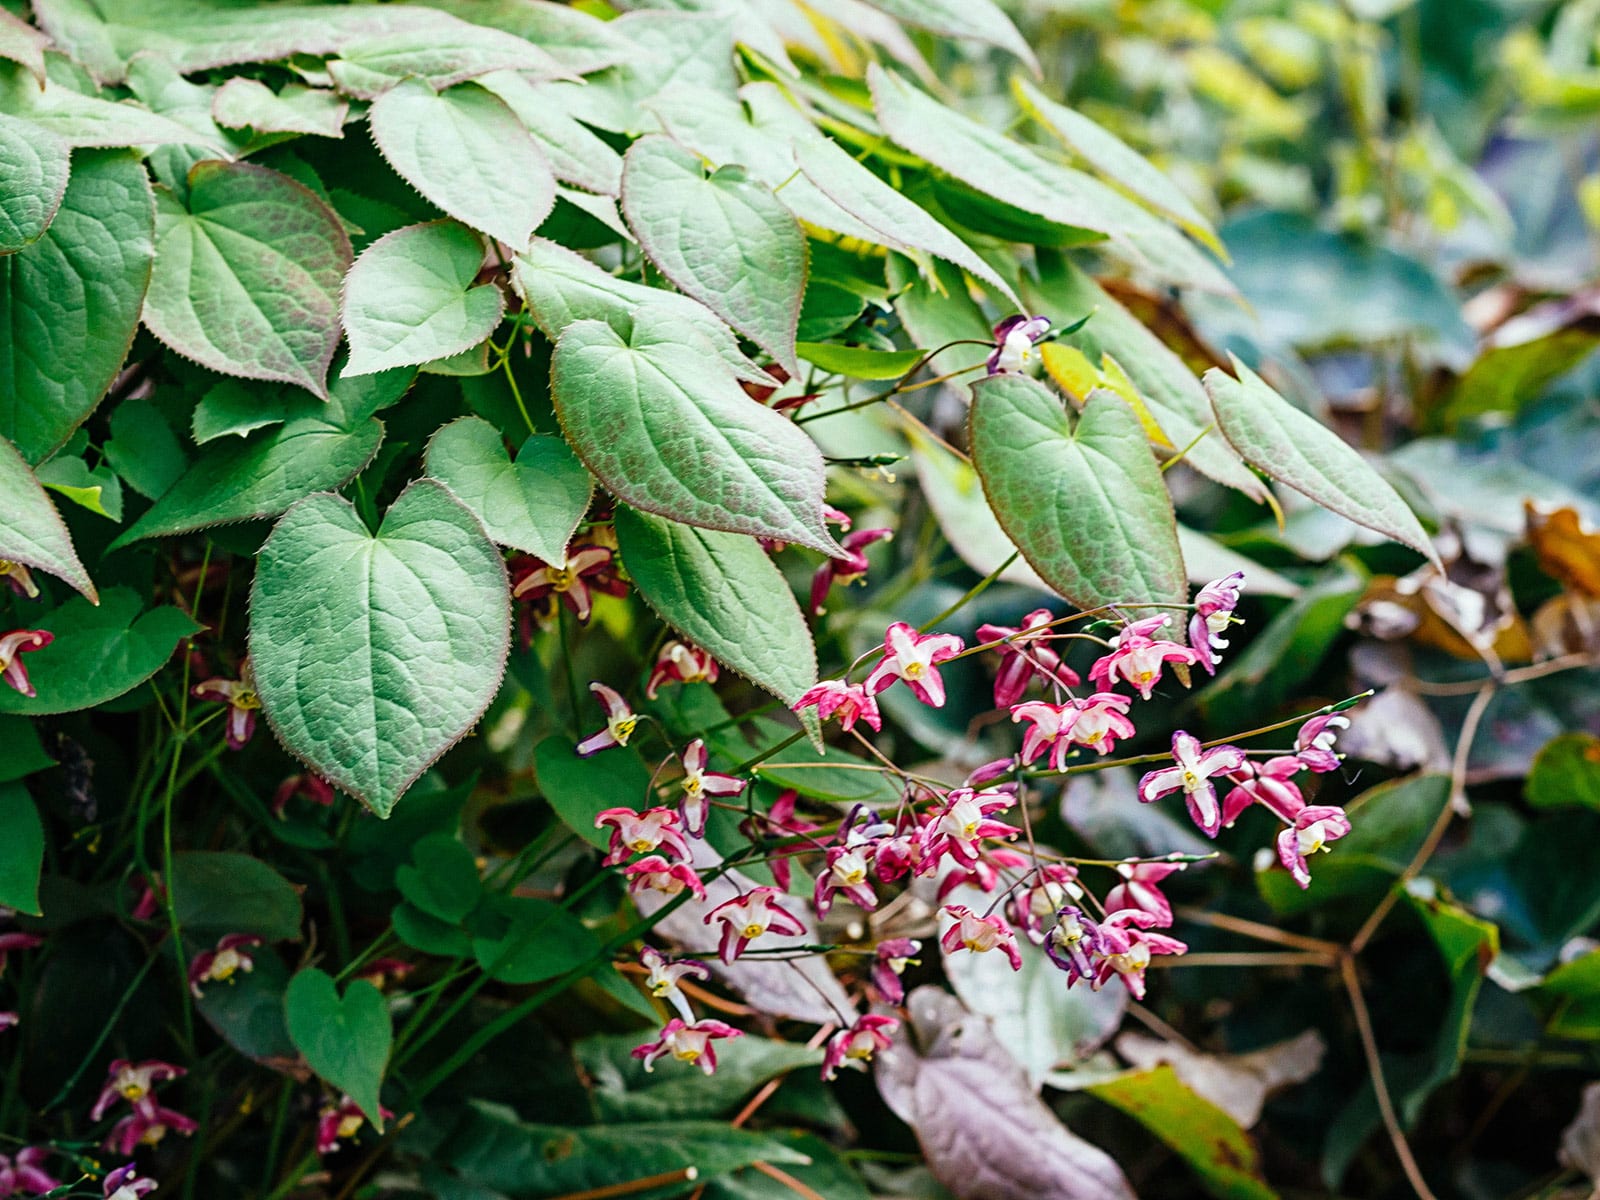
[{"xmin": 91, "ymin": 1060, "xmax": 198, "ymax": 1155}]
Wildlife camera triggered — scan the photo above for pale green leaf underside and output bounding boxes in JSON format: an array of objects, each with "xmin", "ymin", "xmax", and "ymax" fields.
[
  {"xmin": 0, "ymin": 434, "xmax": 97, "ymax": 602},
  {"xmin": 341, "ymin": 220, "xmax": 504, "ymax": 376},
  {"xmin": 476, "ymin": 70, "xmax": 622, "ymax": 196},
  {"xmin": 368, "ymin": 79, "xmax": 555, "ymax": 250},
  {"xmin": 615, "ymin": 506, "xmax": 818, "ymax": 706},
  {"xmin": 0, "ymin": 113, "xmax": 70, "ymax": 252},
  {"xmin": 1205, "ymin": 355, "xmax": 1440, "ymax": 566},
  {"xmin": 249, "ymin": 480, "xmax": 510, "ymax": 818},
  {"xmin": 0, "ymin": 62, "xmax": 227, "ymax": 150},
  {"xmin": 971, "ymin": 375, "xmax": 1187, "ymax": 610},
  {"xmin": 424, "ymin": 417, "xmax": 593, "ymax": 564},
  {"xmin": 551, "ymin": 314, "xmax": 839, "ymax": 555},
  {"xmin": 0, "ymin": 11, "xmax": 49, "ymax": 85},
  {"xmin": 857, "ymin": 0, "xmax": 1037, "ymax": 71},
  {"xmin": 622, "ymin": 135, "xmax": 806, "ymax": 376}
]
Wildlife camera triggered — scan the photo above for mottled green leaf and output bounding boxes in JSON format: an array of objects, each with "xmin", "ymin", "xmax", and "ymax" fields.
[
  {"xmin": 417, "ymin": 0, "xmax": 632, "ymax": 75},
  {"xmin": 0, "ymin": 433, "xmax": 96, "ymax": 601},
  {"xmin": 0, "ymin": 61, "xmax": 225, "ymax": 149},
  {"xmin": 0, "ymin": 11, "xmax": 50, "ymax": 85},
  {"xmin": 0, "ymin": 113, "xmax": 69, "ymax": 252}
]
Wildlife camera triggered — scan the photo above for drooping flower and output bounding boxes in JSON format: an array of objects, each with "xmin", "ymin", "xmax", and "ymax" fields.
[
  {"xmin": 576, "ymin": 682, "xmax": 638, "ymax": 757},
  {"xmin": 1010, "ymin": 702, "xmax": 1074, "ymax": 769},
  {"xmin": 0, "ymin": 1146, "xmax": 59, "ymax": 1195},
  {"xmin": 812, "ymin": 808, "xmax": 890, "ymax": 917},
  {"xmin": 622, "ymin": 855, "xmax": 705, "ymax": 901},
  {"xmin": 1276, "ymin": 805, "xmax": 1352, "ymax": 889},
  {"xmin": 1045, "ymin": 906, "xmax": 1103, "ymax": 983},
  {"xmin": 1294, "ymin": 713, "xmax": 1349, "ymax": 774},
  {"xmin": 746, "ymin": 788, "xmax": 818, "ymax": 892},
  {"xmin": 987, "ymin": 314, "xmax": 1051, "ymax": 375},
  {"xmin": 677, "ymin": 739, "xmax": 746, "ymax": 837},
  {"xmin": 863, "ymin": 622, "xmax": 965, "ymax": 707},
  {"xmin": 631, "ymin": 1017, "xmax": 743, "ymax": 1075},
  {"xmin": 0, "ymin": 561, "xmax": 39, "ymax": 600},
  {"xmin": 976, "ymin": 608, "xmax": 1079, "ymax": 708},
  {"xmin": 316, "ymin": 1094, "xmax": 393, "ymax": 1156},
  {"xmin": 810, "ymin": 527, "xmax": 893, "ymax": 616},
  {"xmin": 1092, "ymin": 909, "xmax": 1187, "ymax": 1000},
  {"xmin": 0, "ymin": 630, "xmax": 52, "ymax": 699},
  {"xmin": 705, "ymin": 886, "xmax": 806, "ymax": 964},
  {"xmin": 1220, "ymin": 757, "xmax": 1305, "ymax": 828},
  {"xmin": 270, "ymin": 772, "xmax": 335, "ymax": 819},
  {"xmin": 935, "ymin": 845, "xmax": 1030, "ymax": 903},
  {"xmin": 102, "ymin": 1163, "xmax": 158, "ymax": 1200},
  {"xmin": 91, "ymin": 1059, "xmax": 186, "ymax": 1121},
  {"xmin": 645, "ymin": 641, "xmax": 719, "ymax": 700},
  {"xmin": 191, "ymin": 658, "xmax": 261, "ymax": 750},
  {"xmin": 1103, "ymin": 862, "xmax": 1184, "ymax": 927},
  {"xmin": 919, "ymin": 788, "xmax": 1016, "ymax": 871},
  {"xmin": 793, "ymin": 679, "xmax": 881, "ymax": 733},
  {"xmin": 1137, "ymin": 731, "xmax": 1248, "ymax": 837},
  {"xmin": 640, "ymin": 947, "xmax": 709, "ymax": 1024},
  {"xmin": 1061, "ymin": 692, "xmax": 1137, "ymax": 756},
  {"xmin": 821, "ymin": 1014, "xmax": 900, "ymax": 1080},
  {"xmin": 1087, "ymin": 616, "xmax": 1200, "ymax": 700},
  {"xmin": 105, "ymin": 1103, "xmax": 198, "ymax": 1155},
  {"xmin": 871, "ymin": 937, "xmax": 922, "ymax": 1004},
  {"xmin": 0, "ymin": 931, "xmax": 43, "ymax": 976},
  {"xmin": 939, "ymin": 906, "xmax": 1023, "ymax": 971},
  {"xmin": 511, "ymin": 545, "xmax": 614, "ymax": 622},
  {"xmin": 596, "ymin": 807, "xmax": 691, "ymax": 866},
  {"xmin": 188, "ymin": 933, "xmax": 263, "ymax": 999},
  {"xmin": 1188, "ymin": 571, "xmax": 1245, "ymax": 675},
  {"xmin": 1007, "ymin": 864, "xmax": 1083, "ymax": 941}
]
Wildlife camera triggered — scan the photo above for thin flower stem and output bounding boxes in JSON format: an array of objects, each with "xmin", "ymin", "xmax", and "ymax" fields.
[
  {"xmin": 1150, "ymin": 951, "xmax": 1335, "ymax": 969},
  {"xmin": 919, "ymin": 551, "xmax": 1020, "ymax": 634},
  {"xmin": 1407, "ymin": 651, "xmax": 1595, "ymax": 696},
  {"xmin": 547, "ymin": 1167, "xmax": 702, "ymax": 1200},
  {"xmin": 751, "ymin": 1161, "xmax": 828, "ymax": 1200},
  {"xmin": 1174, "ymin": 907, "xmax": 1343, "ymax": 955}
]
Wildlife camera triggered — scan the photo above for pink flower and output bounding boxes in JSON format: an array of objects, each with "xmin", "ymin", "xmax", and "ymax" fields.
[
  {"xmin": 91, "ymin": 1059, "xmax": 186, "ymax": 1122},
  {"xmin": 705, "ymin": 886, "xmax": 806, "ymax": 964},
  {"xmin": 812, "ymin": 809, "xmax": 890, "ymax": 917},
  {"xmin": 919, "ymin": 788, "xmax": 1016, "ymax": 871},
  {"xmin": 1092, "ymin": 909, "xmax": 1187, "ymax": 999},
  {"xmin": 1062, "ymin": 692, "xmax": 1137, "ymax": 756},
  {"xmin": 745, "ymin": 789, "xmax": 818, "ymax": 892},
  {"xmin": 940, "ymin": 906, "xmax": 1023, "ymax": 971},
  {"xmin": 0, "ymin": 1146, "xmax": 58, "ymax": 1195},
  {"xmin": 622, "ymin": 855, "xmax": 705, "ymax": 901},
  {"xmin": 677, "ymin": 740, "xmax": 745, "ymax": 837},
  {"xmin": 793, "ymin": 679, "xmax": 881, "ymax": 732},
  {"xmin": 821, "ymin": 1014, "xmax": 899, "ymax": 1080},
  {"xmin": 987, "ymin": 314, "xmax": 1051, "ymax": 374},
  {"xmin": 1277, "ymin": 805, "xmax": 1352, "ymax": 889},
  {"xmin": 1007, "ymin": 864, "xmax": 1083, "ymax": 941},
  {"xmin": 1294, "ymin": 713, "xmax": 1349, "ymax": 774},
  {"xmin": 511, "ymin": 544, "xmax": 614, "ymax": 622},
  {"xmin": 1010, "ymin": 702, "xmax": 1074, "ymax": 768},
  {"xmin": 0, "ymin": 630, "xmax": 52, "ymax": 699},
  {"xmin": 631, "ymin": 1018, "xmax": 743, "ymax": 1075},
  {"xmin": 0, "ymin": 931, "xmax": 43, "ymax": 976},
  {"xmin": 106, "ymin": 1102, "xmax": 198, "ymax": 1155},
  {"xmin": 191, "ymin": 659, "xmax": 260, "ymax": 750},
  {"xmin": 964, "ymin": 757, "xmax": 1016, "ymax": 787},
  {"xmin": 640, "ymin": 947, "xmax": 709, "ymax": 1024},
  {"xmin": 1220, "ymin": 757, "xmax": 1304, "ymax": 828},
  {"xmin": 645, "ymin": 640, "xmax": 719, "ymax": 699},
  {"xmin": 316, "ymin": 1094, "xmax": 393, "ymax": 1156},
  {"xmin": 871, "ymin": 938, "xmax": 921, "ymax": 1004},
  {"xmin": 1188, "ymin": 571, "xmax": 1244, "ymax": 675},
  {"xmin": 188, "ymin": 933, "xmax": 263, "ymax": 999},
  {"xmin": 1137, "ymin": 731, "xmax": 1247, "ymax": 837},
  {"xmin": 1103, "ymin": 862, "xmax": 1184, "ymax": 927},
  {"xmin": 810, "ymin": 527, "xmax": 893, "ymax": 616},
  {"xmin": 576, "ymin": 682, "xmax": 638, "ymax": 757},
  {"xmin": 0, "ymin": 1012, "xmax": 17, "ymax": 1032},
  {"xmin": 863, "ymin": 622, "xmax": 965, "ymax": 707},
  {"xmin": 977, "ymin": 609, "xmax": 1080, "ymax": 708},
  {"xmin": 596, "ymin": 807, "xmax": 690, "ymax": 866},
  {"xmin": 1087, "ymin": 616, "xmax": 1199, "ymax": 700},
  {"xmin": 1045, "ymin": 906, "xmax": 1103, "ymax": 983},
  {"xmin": 270, "ymin": 772, "xmax": 335, "ymax": 819},
  {"xmin": 0, "ymin": 561, "xmax": 39, "ymax": 600},
  {"xmin": 102, "ymin": 1164, "xmax": 158, "ymax": 1200},
  {"xmin": 935, "ymin": 845, "xmax": 1030, "ymax": 902}
]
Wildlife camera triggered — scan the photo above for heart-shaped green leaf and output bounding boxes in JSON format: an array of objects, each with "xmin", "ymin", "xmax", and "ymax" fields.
[
  {"xmin": 369, "ymin": 79, "xmax": 554, "ymax": 250},
  {"xmin": 621, "ymin": 135, "xmax": 806, "ymax": 376},
  {"xmin": 1204, "ymin": 355, "xmax": 1440, "ymax": 567},
  {"xmin": 0, "ymin": 149, "xmax": 154, "ymax": 464},
  {"xmin": 0, "ymin": 433, "xmax": 97, "ymax": 602},
  {"xmin": 970, "ymin": 375, "xmax": 1187, "ymax": 611},
  {"xmin": 395, "ymin": 833, "xmax": 483, "ymax": 924},
  {"xmin": 342, "ymin": 222, "xmax": 505, "ymax": 377},
  {"xmin": 0, "ymin": 113, "xmax": 69, "ymax": 252},
  {"xmin": 424, "ymin": 418, "xmax": 592, "ymax": 564},
  {"xmin": 143, "ymin": 160, "xmax": 351, "ymax": 399},
  {"xmin": 615, "ymin": 506, "xmax": 817, "ymax": 704},
  {"xmin": 551, "ymin": 313, "xmax": 838, "ymax": 554},
  {"xmin": 284, "ymin": 968, "xmax": 391, "ymax": 1125},
  {"xmin": 248, "ymin": 479, "xmax": 510, "ymax": 818}
]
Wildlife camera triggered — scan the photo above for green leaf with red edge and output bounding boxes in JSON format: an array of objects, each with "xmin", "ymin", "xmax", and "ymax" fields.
[
  {"xmin": 0, "ymin": 433, "xmax": 97, "ymax": 603},
  {"xmin": 143, "ymin": 160, "xmax": 351, "ymax": 399},
  {"xmin": 0, "ymin": 113, "xmax": 69, "ymax": 253}
]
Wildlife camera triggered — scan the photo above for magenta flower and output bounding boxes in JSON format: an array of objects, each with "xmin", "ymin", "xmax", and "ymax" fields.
[
  {"xmin": 316, "ymin": 1094, "xmax": 393, "ymax": 1156},
  {"xmin": 1087, "ymin": 616, "xmax": 1199, "ymax": 700},
  {"xmin": 821, "ymin": 1014, "xmax": 899, "ymax": 1080},
  {"xmin": 1220, "ymin": 756, "xmax": 1305, "ymax": 828},
  {"xmin": 0, "ymin": 561, "xmax": 39, "ymax": 600},
  {"xmin": 622, "ymin": 855, "xmax": 705, "ymax": 901},
  {"xmin": 1189, "ymin": 571, "xmax": 1245, "ymax": 674},
  {"xmin": 863, "ymin": 622, "xmax": 965, "ymax": 707},
  {"xmin": 596, "ymin": 806, "xmax": 691, "ymax": 866},
  {"xmin": 813, "ymin": 809, "xmax": 890, "ymax": 917},
  {"xmin": 91, "ymin": 1059, "xmax": 186, "ymax": 1122},
  {"xmin": 1045, "ymin": 905, "xmax": 1103, "ymax": 983},
  {"xmin": 1294, "ymin": 713, "xmax": 1349, "ymax": 773},
  {"xmin": 641, "ymin": 947, "xmax": 709, "ymax": 1024},
  {"xmin": 1103, "ymin": 862, "xmax": 1184, "ymax": 927},
  {"xmin": 747, "ymin": 788, "xmax": 819, "ymax": 892},
  {"xmin": 936, "ymin": 845, "xmax": 1030, "ymax": 903},
  {"xmin": 0, "ymin": 630, "xmax": 52, "ymax": 699},
  {"xmin": 677, "ymin": 739, "xmax": 746, "ymax": 837},
  {"xmin": 0, "ymin": 1012, "xmax": 17, "ymax": 1032},
  {"xmin": 871, "ymin": 937, "xmax": 922, "ymax": 1004},
  {"xmin": 1007, "ymin": 864, "xmax": 1083, "ymax": 941},
  {"xmin": 1011, "ymin": 701, "xmax": 1074, "ymax": 768},
  {"xmin": 1138, "ymin": 731, "xmax": 1247, "ymax": 837},
  {"xmin": 705, "ymin": 886, "xmax": 806, "ymax": 964},
  {"xmin": 106, "ymin": 1102, "xmax": 198, "ymax": 1155},
  {"xmin": 940, "ymin": 905, "xmax": 1023, "ymax": 971},
  {"xmin": 511, "ymin": 544, "xmax": 614, "ymax": 622},
  {"xmin": 188, "ymin": 933, "xmax": 263, "ymax": 999},
  {"xmin": 793, "ymin": 679, "xmax": 881, "ymax": 732},
  {"xmin": 1092, "ymin": 909, "xmax": 1187, "ymax": 999},
  {"xmin": 1062, "ymin": 692, "xmax": 1137, "ymax": 755},
  {"xmin": 631, "ymin": 1017, "xmax": 743, "ymax": 1075},
  {"xmin": 191, "ymin": 659, "xmax": 260, "ymax": 750},
  {"xmin": 810, "ymin": 526, "xmax": 893, "ymax": 616},
  {"xmin": 270, "ymin": 771, "xmax": 336, "ymax": 819},
  {"xmin": 919, "ymin": 788, "xmax": 1016, "ymax": 871},
  {"xmin": 576, "ymin": 682, "xmax": 638, "ymax": 756},
  {"xmin": 977, "ymin": 608, "xmax": 1080, "ymax": 708},
  {"xmin": 1277, "ymin": 805, "xmax": 1352, "ymax": 889},
  {"xmin": 645, "ymin": 640, "xmax": 719, "ymax": 699},
  {"xmin": 0, "ymin": 931, "xmax": 43, "ymax": 976},
  {"xmin": 0, "ymin": 1146, "xmax": 59, "ymax": 1195},
  {"xmin": 964, "ymin": 757, "xmax": 1016, "ymax": 787},
  {"xmin": 987, "ymin": 314, "xmax": 1051, "ymax": 375},
  {"xmin": 103, "ymin": 1164, "xmax": 158, "ymax": 1200}
]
